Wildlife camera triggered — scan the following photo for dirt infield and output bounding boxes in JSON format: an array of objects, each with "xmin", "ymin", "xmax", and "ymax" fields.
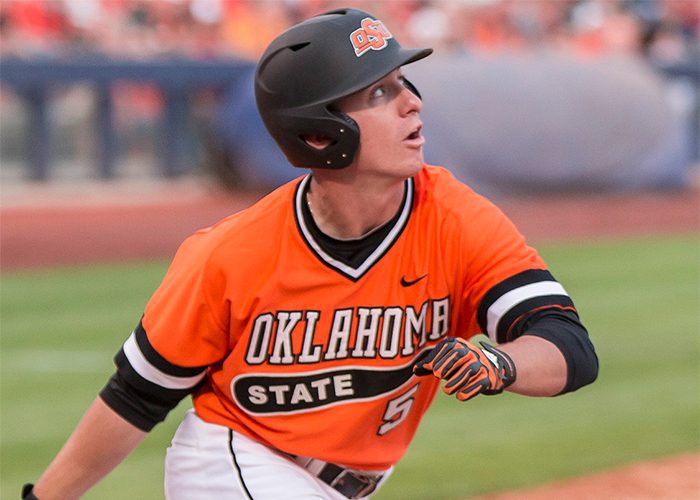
[
  {"xmin": 477, "ymin": 452, "xmax": 700, "ymax": 500},
  {"xmin": 0, "ymin": 180, "xmax": 698, "ymax": 497},
  {"xmin": 1, "ymin": 181, "xmax": 697, "ymax": 270},
  {"xmin": 1, "ymin": 180, "xmax": 264, "ymax": 269}
]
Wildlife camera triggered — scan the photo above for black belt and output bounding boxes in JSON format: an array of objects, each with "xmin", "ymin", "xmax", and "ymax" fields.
[{"xmin": 288, "ymin": 455, "xmax": 384, "ymax": 499}]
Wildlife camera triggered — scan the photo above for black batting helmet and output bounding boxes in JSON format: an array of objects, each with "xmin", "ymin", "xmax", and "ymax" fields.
[{"xmin": 254, "ymin": 8, "xmax": 432, "ymax": 169}]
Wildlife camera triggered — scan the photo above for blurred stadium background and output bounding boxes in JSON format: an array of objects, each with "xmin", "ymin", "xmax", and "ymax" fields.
[
  {"xmin": 0, "ymin": 0, "xmax": 698, "ymax": 190},
  {"xmin": 1, "ymin": 0, "xmax": 699, "ymax": 499}
]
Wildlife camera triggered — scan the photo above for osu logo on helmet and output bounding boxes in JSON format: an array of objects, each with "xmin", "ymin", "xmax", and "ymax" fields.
[{"xmin": 349, "ymin": 17, "xmax": 393, "ymax": 57}]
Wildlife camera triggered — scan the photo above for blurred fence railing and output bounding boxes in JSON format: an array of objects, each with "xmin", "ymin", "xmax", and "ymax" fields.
[{"xmin": 0, "ymin": 57, "xmax": 254, "ymax": 180}]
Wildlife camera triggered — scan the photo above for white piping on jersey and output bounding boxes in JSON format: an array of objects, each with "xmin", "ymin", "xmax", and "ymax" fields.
[
  {"xmin": 295, "ymin": 175, "xmax": 414, "ymax": 280},
  {"xmin": 486, "ymin": 281, "xmax": 568, "ymax": 341},
  {"xmin": 123, "ymin": 332, "xmax": 207, "ymax": 390}
]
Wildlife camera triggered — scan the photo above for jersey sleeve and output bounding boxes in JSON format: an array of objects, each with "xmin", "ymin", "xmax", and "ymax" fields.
[
  {"xmin": 100, "ymin": 230, "xmax": 232, "ymax": 429},
  {"xmin": 141, "ymin": 229, "xmax": 232, "ymax": 366},
  {"xmin": 456, "ymin": 194, "xmax": 575, "ymax": 343},
  {"xmin": 99, "ymin": 320, "xmax": 209, "ymax": 431},
  {"xmin": 476, "ymin": 268, "xmax": 577, "ymax": 343}
]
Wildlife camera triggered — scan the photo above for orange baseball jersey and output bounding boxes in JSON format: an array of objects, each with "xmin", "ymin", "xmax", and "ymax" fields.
[{"xmin": 108, "ymin": 165, "xmax": 574, "ymax": 470}]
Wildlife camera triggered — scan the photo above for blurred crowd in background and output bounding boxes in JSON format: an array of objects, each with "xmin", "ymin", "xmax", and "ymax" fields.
[
  {"xmin": 0, "ymin": 0, "xmax": 698, "ymax": 190},
  {"xmin": 1, "ymin": 0, "xmax": 697, "ymax": 64}
]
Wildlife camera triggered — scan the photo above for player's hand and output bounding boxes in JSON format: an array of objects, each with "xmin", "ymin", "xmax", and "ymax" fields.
[{"xmin": 412, "ymin": 338, "xmax": 516, "ymax": 401}]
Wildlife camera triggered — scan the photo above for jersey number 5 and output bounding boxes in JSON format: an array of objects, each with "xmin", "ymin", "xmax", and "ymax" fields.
[{"xmin": 377, "ymin": 384, "xmax": 419, "ymax": 436}]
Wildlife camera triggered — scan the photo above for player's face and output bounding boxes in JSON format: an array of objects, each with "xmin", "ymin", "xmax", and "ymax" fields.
[{"xmin": 335, "ymin": 69, "xmax": 425, "ymax": 179}]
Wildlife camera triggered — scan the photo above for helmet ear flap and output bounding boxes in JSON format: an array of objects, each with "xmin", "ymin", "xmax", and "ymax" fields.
[
  {"xmin": 325, "ymin": 111, "xmax": 359, "ymax": 168},
  {"xmin": 297, "ymin": 111, "xmax": 359, "ymax": 169},
  {"xmin": 335, "ymin": 110, "xmax": 358, "ymax": 133}
]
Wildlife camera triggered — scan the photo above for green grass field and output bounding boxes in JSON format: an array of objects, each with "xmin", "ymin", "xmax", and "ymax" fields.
[{"xmin": 1, "ymin": 234, "xmax": 698, "ymax": 499}]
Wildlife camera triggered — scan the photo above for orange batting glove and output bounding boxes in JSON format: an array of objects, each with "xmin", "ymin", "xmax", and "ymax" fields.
[{"xmin": 412, "ymin": 338, "xmax": 516, "ymax": 401}]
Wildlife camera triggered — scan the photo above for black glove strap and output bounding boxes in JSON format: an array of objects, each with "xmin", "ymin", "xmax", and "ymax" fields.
[{"xmin": 22, "ymin": 483, "xmax": 38, "ymax": 500}]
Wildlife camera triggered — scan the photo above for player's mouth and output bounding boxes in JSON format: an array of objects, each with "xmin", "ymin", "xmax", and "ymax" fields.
[{"xmin": 403, "ymin": 124, "xmax": 424, "ymax": 147}]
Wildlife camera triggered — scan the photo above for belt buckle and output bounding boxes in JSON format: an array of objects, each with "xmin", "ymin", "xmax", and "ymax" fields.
[{"xmin": 330, "ymin": 469, "xmax": 381, "ymax": 499}]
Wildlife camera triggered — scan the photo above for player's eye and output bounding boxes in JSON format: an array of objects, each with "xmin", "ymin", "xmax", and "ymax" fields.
[
  {"xmin": 370, "ymin": 85, "xmax": 387, "ymax": 99},
  {"xmin": 367, "ymin": 72, "xmax": 406, "ymax": 103}
]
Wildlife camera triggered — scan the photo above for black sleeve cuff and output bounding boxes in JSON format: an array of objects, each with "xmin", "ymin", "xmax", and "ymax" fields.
[
  {"xmin": 99, "ymin": 371, "xmax": 192, "ymax": 432},
  {"xmin": 22, "ymin": 483, "xmax": 38, "ymax": 500},
  {"xmin": 522, "ymin": 309, "xmax": 599, "ymax": 394}
]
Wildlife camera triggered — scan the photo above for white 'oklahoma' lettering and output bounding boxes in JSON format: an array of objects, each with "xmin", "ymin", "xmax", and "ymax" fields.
[{"xmin": 244, "ymin": 298, "xmax": 450, "ymax": 365}]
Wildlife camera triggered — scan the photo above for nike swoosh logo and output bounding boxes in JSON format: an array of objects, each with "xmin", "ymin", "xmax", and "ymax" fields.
[{"xmin": 401, "ymin": 274, "xmax": 427, "ymax": 287}]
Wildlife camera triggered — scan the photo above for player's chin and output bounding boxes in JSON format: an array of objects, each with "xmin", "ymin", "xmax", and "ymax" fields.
[
  {"xmin": 401, "ymin": 150, "xmax": 425, "ymax": 175},
  {"xmin": 392, "ymin": 162, "xmax": 423, "ymax": 181}
]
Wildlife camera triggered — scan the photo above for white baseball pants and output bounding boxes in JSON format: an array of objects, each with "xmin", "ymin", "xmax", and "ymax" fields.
[{"xmin": 164, "ymin": 410, "xmax": 391, "ymax": 499}]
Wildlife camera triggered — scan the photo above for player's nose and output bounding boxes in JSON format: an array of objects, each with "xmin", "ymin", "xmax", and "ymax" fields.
[{"xmin": 399, "ymin": 85, "xmax": 422, "ymax": 116}]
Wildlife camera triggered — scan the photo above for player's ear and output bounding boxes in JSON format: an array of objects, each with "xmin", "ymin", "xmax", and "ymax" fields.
[{"xmin": 302, "ymin": 134, "xmax": 335, "ymax": 151}]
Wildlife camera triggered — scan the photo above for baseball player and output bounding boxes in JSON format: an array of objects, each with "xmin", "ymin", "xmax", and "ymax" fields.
[{"xmin": 23, "ymin": 8, "xmax": 598, "ymax": 500}]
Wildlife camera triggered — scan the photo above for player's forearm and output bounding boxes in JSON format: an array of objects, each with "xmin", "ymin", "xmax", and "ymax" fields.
[
  {"xmin": 31, "ymin": 397, "xmax": 147, "ymax": 500},
  {"xmin": 498, "ymin": 335, "xmax": 567, "ymax": 396}
]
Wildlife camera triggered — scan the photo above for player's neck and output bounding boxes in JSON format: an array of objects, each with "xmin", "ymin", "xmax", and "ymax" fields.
[{"xmin": 307, "ymin": 174, "xmax": 406, "ymax": 240}]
